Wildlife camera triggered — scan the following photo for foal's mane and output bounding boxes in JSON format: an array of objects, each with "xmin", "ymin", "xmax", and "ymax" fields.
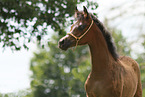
[{"xmin": 90, "ymin": 14, "xmax": 119, "ymax": 60}]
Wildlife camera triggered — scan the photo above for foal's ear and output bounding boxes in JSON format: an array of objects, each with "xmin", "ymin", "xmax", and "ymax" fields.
[
  {"xmin": 83, "ymin": 6, "xmax": 89, "ymax": 18},
  {"xmin": 75, "ymin": 7, "xmax": 79, "ymax": 18},
  {"xmin": 75, "ymin": 7, "xmax": 78, "ymax": 12}
]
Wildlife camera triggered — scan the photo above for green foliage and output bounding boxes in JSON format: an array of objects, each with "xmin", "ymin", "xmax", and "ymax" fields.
[
  {"xmin": 143, "ymin": 89, "xmax": 145, "ymax": 97},
  {"xmin": 112, "ymin": 30, "xmax": 131, "ymax": 56},
  {"xmin": 136, "ymin": 53, "xmax": 145, "ymax": 90},
  {"xmin": 0, "ymin": 0, "xmax": 98, "ymax": 50},
  {"xmin": 104, "ymin": 19, "xmax": 131, "ymax": 56},
  {"xmin": 30, "ymin": 34, "xmax": 89, "ymax": 97},
  {"xmin": 135, "ymin": 36, "xmax": 145, "ymax": 96},
  {"xmin": 0, "ymin": 89, "xmax": 31, "ymax": 97},
  {"xmin": 0, "ymin": 0, "xmax": 85, "ymax": 50}
]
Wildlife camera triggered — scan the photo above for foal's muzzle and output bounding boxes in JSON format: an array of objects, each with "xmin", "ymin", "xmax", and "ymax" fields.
[{"xmin": 58, "ymin": 38, "xmax": 72, "ymax": 51}]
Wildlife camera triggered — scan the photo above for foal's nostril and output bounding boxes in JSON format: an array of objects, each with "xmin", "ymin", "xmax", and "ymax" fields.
[
  {"xmin": 59, "ymin": 38, "xmax": 72, "ymax": 50},
  {"xmin": 59, "ymin": 39, "xmax": 65, "ymax": 45}
]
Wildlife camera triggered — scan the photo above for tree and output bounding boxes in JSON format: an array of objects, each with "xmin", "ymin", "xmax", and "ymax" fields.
[
  {"xmin": 136, "ymin": 46, "xmax": 145, "ymax": 96},
  {"xmin": 105, "ymin": 0, "xmax": 144, "ymax": 35},
  {"xmin": 30, "ymin": 34, "xmax": 89, "ymax": 97},
  {"xmin": 0, "ymin": 89, "xmax": 31, "ymax": 97},
  {"xmin": 0, "ymin": 0, "xmax": 85, "ymax": 50},
  {"xmin": 0, "ymin": 0, "xmax": 98, "ymax": 50},
  {"xmin": 104, "ymin": 19, "xmax": 131, "ymax": 56}
]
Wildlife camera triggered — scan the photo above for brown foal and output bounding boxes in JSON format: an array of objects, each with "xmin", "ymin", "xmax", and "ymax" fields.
[{"xmin": 58, "ymin": 6, "xmax": 142, "ymax": 97}]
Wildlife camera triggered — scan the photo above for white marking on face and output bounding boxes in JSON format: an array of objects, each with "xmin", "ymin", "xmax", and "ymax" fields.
[
  {"xmin": 59, "ymin": 35, "xmax": 69, "ymax": 41},
  {"xmin": 69, "ymin": 21, "xmax": 80, "ymax": 33}
]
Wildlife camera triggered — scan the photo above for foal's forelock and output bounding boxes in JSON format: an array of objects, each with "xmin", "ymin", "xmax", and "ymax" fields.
[
  {"xmin": 75, "ymin": 11, "xmax": 85, "ymax": 20},
  {"xmin": 70, "ymin": 21, "xmax": 79, "ymax": 32}
]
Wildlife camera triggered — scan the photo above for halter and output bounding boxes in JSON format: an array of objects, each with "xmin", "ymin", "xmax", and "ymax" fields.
[{"xmin": 67, "ymin": 20, "xmax": 94, "ymax": 49}]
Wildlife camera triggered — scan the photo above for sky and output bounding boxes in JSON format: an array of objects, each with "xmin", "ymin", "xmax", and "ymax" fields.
[
  {"xmin": 0, "ymin": 50, "xmax": 30, "ymax": 93},
  {"xmin": 0, "ymin": 46, "xmax": 35, "ymax": 93},
  {"xmin": 0, "ymin": 0, "xmax": 144, "ymax": 94}
]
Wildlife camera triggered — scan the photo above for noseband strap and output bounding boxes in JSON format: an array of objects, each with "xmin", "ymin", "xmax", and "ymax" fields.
[{"xmin": 67, "ymin": 20, "xmax": 94, "ymax": 49}]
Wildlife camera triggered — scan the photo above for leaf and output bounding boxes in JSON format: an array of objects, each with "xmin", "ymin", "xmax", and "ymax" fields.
[
  {"xmin": 37, "ymin": 35, "xmax": 41, "ymax": 41},
  {"xmin": 15, "ymin": 46, "xmax": 21, "ymax": 50},
  {"xmin": 23, "ymin": 44, "xmax": 29, "ymax": 50}
]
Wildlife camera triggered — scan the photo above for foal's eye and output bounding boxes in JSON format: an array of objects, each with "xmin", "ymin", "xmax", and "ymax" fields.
[{"xmin": 78, "ymin": 25, "xmax": 86, "ymax": 30}]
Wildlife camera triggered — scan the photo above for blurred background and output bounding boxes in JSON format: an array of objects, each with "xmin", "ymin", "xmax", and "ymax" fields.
[{"xmin": 0, "ymin": 0, "xmax": 145, "ymax": 97}]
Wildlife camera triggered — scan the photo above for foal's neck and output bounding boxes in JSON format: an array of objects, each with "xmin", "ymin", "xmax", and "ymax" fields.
[{"xmin": 88, "ymin": 23, "xmax": 114, "ymax": 75}]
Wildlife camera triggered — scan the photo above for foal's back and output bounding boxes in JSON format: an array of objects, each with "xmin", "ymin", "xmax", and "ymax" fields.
[{"xmin": 119, "ymin": 56, "xmax": 142, "ymax": 97}]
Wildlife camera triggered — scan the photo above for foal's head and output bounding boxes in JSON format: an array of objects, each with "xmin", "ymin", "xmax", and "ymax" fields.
[{"xmin": 59, "ymin": 6, "xmax": 94, "ymax": 50}]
